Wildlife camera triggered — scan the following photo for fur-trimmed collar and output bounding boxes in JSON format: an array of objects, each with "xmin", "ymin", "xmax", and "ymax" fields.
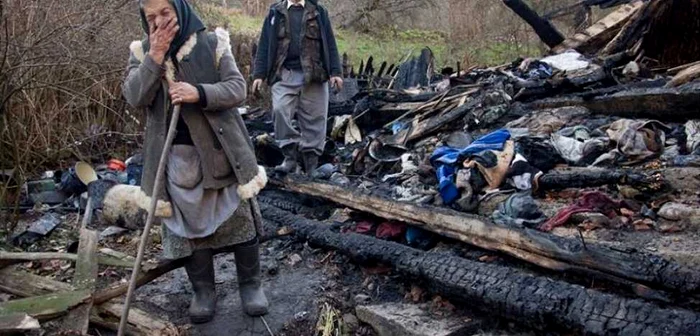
[{"xmin": 128, "ymin": 28, "xmax": 232, "ymax": 81}]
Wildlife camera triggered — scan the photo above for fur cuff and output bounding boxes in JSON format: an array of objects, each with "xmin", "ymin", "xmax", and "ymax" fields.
[
  {"xmin": 130, "ymin": 40, "xmax": 145, "ymax": 63},
  {"xmin": 237, "ymin": 166, "xmax": 268, "ymax": 200},
  {"xmin": 214, "ymin": 27, "xmax": 231, "ymax": 68}
]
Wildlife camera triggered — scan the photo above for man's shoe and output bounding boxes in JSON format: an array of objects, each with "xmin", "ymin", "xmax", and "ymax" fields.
[
  {"xmin": 275, "ymin": 145, "xmax": 298, "ymax": 173},
  {"xmin": 302, "ymin": 152, "xmax": 319, "ymax": 177}
]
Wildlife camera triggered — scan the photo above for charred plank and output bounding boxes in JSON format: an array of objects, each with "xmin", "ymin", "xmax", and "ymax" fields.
[{"xmin": 261, "ymin": 204, "xmax": 700, "ymax": 336}]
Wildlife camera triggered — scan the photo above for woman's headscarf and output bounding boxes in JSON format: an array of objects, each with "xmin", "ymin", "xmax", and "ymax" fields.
[{"xmin": 139, "ymin": 0, "xmax": 206, "ymax": 57}]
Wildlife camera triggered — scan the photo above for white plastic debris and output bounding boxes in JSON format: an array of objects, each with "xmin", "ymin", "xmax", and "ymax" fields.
[{"xmin": 541, "ymin": 51, "xmax": 590, "ymax": 72}]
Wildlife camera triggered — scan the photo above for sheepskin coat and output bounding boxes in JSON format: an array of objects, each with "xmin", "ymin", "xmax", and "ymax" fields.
[{"xmin": 122, "ymin": 29, "xmax": 267, "ymax": 202}]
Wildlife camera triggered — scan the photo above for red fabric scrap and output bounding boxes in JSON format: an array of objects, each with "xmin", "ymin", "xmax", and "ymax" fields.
[
  {"xmin": 540, "ymin": 192, "xmax": 622, "ymax": 232},
  {"xmin": 355, "ymin": 221, "xmax": 374, "ymax": 234},
  {"xmin": 376, "ymin": 221, "xmax": 406, "ymax": 240}
]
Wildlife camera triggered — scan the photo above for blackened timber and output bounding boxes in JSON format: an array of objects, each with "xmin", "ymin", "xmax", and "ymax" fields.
[
  {"xmin": 502, "ymin": 0, "xmax": 565, "ymax": 48},
  {"xmin": 261, "ymin": 204, "xmax": 700, "ymax": 336},
  {"xmin": 552, "ymin": 1, "xmax": 645, "ymax": 54},
  {"xmin": 524, "ymin": 81, "xmax": 700, "ymax": 120},
  {"xmin": 273, "ymin": 176, "xmax": 700, "ymax": 296},
  {"xmin": 538, "ymin": 168, "xmax": 660, "ymax": 191}
]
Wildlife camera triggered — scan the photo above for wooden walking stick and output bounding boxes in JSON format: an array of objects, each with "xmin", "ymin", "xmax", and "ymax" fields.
[{"xmin": 117, "ymin": 103, "xmax": 181, "ymax": 336}]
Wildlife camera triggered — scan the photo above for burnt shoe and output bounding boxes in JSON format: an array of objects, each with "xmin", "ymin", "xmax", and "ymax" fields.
[
  {"xmin": 234, "ymin": 243, "xmax": 269, "ymax": 316},
  {"xmin": 185, "ymin": 249, "xmax": 217, "ymax": 323}
]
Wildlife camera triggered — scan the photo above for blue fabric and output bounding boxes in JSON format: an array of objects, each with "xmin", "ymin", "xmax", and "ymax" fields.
[{"xmin": 431, "ymin": 129, "xmax": 511, "ymax": 204}]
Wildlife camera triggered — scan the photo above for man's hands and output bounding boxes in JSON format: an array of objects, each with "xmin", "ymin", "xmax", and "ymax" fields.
[
  {"xmin": 168, "ymin": 79, "xmax": 199, "ymax": 105},
  {"xmin": 251, "ymin": 79, "xmax": 264, "ymax": 94},
  {"xmin": 330, "ymin": 76, "xmax": 343, "ymax": 90},
  {"xmin": 148, "ymin": 17, "xmax": 179, "ymax": 65}
]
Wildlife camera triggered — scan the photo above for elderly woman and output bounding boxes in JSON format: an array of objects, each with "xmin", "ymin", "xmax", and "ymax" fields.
[{"xmin": 122, "ymin": 0, "xmax": 268, "ymax": 323}]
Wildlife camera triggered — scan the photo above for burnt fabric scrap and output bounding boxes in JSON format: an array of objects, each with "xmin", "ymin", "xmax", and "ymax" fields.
[
  {"xmin": 602, "ymin": 119, "xmax": 670, "ymax": 166},
  {"xmin": 540, "ymin": 191, "xmax": 625, "ymax": 232},
  {"xmin": 492, "ymin": 191, "xmax": 546, "ymax": 229}
]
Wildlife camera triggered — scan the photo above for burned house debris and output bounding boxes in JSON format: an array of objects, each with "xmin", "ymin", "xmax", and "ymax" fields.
[{"xmin": 2, "ymin": 0, "xmax": 700, "ymax": 335}]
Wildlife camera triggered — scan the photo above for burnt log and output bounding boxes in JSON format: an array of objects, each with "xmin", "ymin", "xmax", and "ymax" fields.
[
  {"xmin": 502, "ymin": 0, "xmax": 565, "ymax": 48},
  {"xmin": 273, "ymin": 176, "xmax": 700, "ymax": 296},
  {"xmin": 538, "ymin": 168, "xmax": 662, "ymax": 191},
  {"xmin": 261, "ymin": 204, "xmax": 700, "ymax": 336},
  {"xmin": 524, "ymin": 81, "xmax": 700, "ymax": 120}
]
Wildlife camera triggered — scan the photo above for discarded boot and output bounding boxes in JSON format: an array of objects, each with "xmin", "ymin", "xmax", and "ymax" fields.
[
  {"xmin": 185, "ymin": 249, "xmax": 217, "ymax": 323},
  {"xmin": 302, "ymin": 152, "xmax": 319, "ymax": 176},
  {"xmin": 234, "ymin": 242, "xmax": 269, "ymax": 316},
  {"xmin": 275, "ymin": 144, "xmax": 298, "ymax": 173}
]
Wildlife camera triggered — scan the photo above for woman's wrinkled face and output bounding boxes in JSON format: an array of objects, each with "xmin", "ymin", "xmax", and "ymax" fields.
[{"xmin": 143, "ymin": 0, "xmax": 177, "ymax": 33}]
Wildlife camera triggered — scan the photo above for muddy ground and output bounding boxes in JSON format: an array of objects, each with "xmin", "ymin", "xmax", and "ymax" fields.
[{"xmin": 3, "ymin": 195, "xmax": 537, "ymax": 336}]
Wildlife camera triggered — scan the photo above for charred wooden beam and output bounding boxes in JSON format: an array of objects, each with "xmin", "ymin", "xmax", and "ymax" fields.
[
  {"xmin": 553, "ymin": 1, "xmax": 645, "ymax": 55},
  {"xmin": 502, "ymin": 0, "xmax": 565, "ymax": 48},
  {"xmin": 524, "ymin": 81, "xmax": 700, "ymax": 120},
  {"xmin": 538, "ymin": 168, "xmax": 661, "ymax": 191},
  {"xmin": 261, "ymin": 204, "xmax": 700, "ymax": 336},
  {"xmin": 273, "ymin": 176, "xmax": 700, "ymax": 296},
  {"xmin": 600, "ymin": 0, "xmax": 656, "ymax": 56}
]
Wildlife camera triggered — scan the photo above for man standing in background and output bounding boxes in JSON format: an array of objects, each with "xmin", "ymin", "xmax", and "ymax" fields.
[{"xmin": 252, "ymin": 0, "xmax": 343, "ymax": 175}]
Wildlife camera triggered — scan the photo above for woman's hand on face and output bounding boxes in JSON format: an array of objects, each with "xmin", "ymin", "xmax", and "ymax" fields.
[
  {"xmin": 148, "ymin": 17, "xmax": 179, "ymax": 64},
  {"xmin": 168, "ymin": 80, "xmax": 199, "ymax": 105}
]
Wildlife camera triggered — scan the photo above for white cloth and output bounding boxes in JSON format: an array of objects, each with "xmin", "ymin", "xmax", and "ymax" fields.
[
  {"xmin": 287, "ymin": 0, "xmax": 305, "ymax": 8},
  {"xmin": 162, "ymin": 145, "xmax": 240, "ymax": 239}
]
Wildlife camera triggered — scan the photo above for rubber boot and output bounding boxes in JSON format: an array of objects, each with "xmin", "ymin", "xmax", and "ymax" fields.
[
  {"xmin": 185, "ymin": 249, "xmax": 216, "ymax": 324},
  {"xmin": 275, "ymin": 144, "xmax": 298, "ymax": 173},
  {"xmin": 234, "ymin": 243, "xmax": 269, "ymax": 316},
  {"xmin": 302, "ymin": 152, "xmax": 319, "ymax": 177}
]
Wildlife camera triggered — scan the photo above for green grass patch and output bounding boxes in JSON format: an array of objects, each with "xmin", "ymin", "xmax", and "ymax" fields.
[{"xmin": 197, "ymin": 5, "xmax": 540, "ymax": 69}]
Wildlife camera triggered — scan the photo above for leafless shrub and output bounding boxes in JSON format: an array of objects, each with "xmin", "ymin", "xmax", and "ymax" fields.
[{"xmin": 0, "ymin": 0, "xmax": 142, "ymax": 233}]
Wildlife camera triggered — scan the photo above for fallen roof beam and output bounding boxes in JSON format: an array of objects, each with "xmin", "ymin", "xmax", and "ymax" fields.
[
  {"xmin": 553, "ymin": 1, "xmax": 645, "ymax": 54},
  {"xmin": 524, "ymin": 81, "xmax": 700, "ymax": 120},
  {"xmin": 261, "ymin": 203, "xmax": 700, "ymax": 336},
  {"xmin": 273, "ymin": 175, "xmax": 700, "ymax": 296}
]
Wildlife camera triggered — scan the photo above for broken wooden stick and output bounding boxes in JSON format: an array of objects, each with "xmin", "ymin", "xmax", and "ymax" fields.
[
  {"xmin": 273, "ymin": 176, "xmax": 700, "ymax": 296},
  {"xmin": 0, "ymin": 290, "xmax": 91, "ymax": 320},
  {"xmin": 0, "ymin": 268, "xmax": 176, "ymax": 335},
  {"xmin": 666, "ymin": 62, "xmax": 700, "ymax": 88},
  {"xmin": 119, "ymin": 104, "xmax": 181, "ymax": 336},
  {"xmin": 61, "ymin": 228, "xmax": 99, "ymax": 334},
  {"xmin": 0, "ymin": 251, "xmax": 145, "ymax": 269},
  {"xmin": 261, "ymin": 203, "xmax": 700, "ymax": 336}
]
